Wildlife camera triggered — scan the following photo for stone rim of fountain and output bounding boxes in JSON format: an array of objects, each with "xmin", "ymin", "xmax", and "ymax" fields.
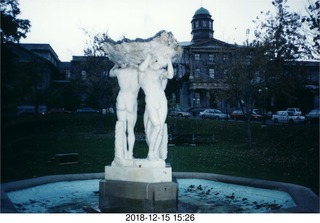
[{"xmin": 1, "ymin": 172, "xmax": 319, "ymax": 213}]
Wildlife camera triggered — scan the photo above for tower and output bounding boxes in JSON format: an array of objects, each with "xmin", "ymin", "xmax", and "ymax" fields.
[{"xmin": 191, "ymin": 7, "xmax": 214, "ymax": 41}]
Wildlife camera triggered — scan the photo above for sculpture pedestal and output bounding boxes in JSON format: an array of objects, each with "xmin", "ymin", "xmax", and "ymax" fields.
[
  {"xmin": 99, "ymin": 162, "xmax": 177, "ymax": 212},
  {"xmin": 99, "ymin": 180, "xmax": 177, "ymax": 213},
  {"xmin": 106, "ymin": 159, "xmax": 172, "ymax": 183}
]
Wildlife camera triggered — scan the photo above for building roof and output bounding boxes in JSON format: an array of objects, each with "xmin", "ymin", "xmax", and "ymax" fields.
[
  {"xmin": 20, "ymin": 43, "xmax": 59, "ymax": 60},
  {"xmin": 194, "ymin": 7, "xmax": 210, "ymax": 15},
  {"xmin": 182, "ymin": 38, "xmax": 237, "ymax": 50},
  {"xmin": 179, "ymin": 41, "xmax": 192, "ymax": 47}
]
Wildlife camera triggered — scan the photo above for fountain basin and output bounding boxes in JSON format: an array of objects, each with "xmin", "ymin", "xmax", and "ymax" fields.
[{"xmin": 1, "ymin": 172, "xmax": 319, "ymax": 213}]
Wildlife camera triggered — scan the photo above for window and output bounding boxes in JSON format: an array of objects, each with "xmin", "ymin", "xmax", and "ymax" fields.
[
  {"xmin": 65, "ymin": 70, "xmax": 71, "ymax": 79},
  {"xmin": 194, "ymin": 54, "xmax": 200, "ymax": 61},
  {"xmin": 209, "ymin": 69, "xmax": 215, "ymax": 79},
  {"xmin": 202, "ymin": 21, "xmax": 206, "ymax": 27},
  {"xmin": 195, "ymin": 21, "xmax": 199, "ymax": 28},
  {"xmin": 81, "ymin": 70, "xmax": 87, "ymax": 80},
  {"xmin": 209, "ymin": 21, "xmax": 212, "ymax": 28},
  {"xmin": 195, "ymin": 68, "xmax": 200, "ymax": 77},
  {"xmin": 194, "ymin": 93, "xmax": 201, "ymax": 105},
  {"xmin": 209, "ymin": 54, "xmax": 214, "ymax": 62},
  {"xmin": 223, "ymin": 54, "xmax": 228, "ymax": 62}
]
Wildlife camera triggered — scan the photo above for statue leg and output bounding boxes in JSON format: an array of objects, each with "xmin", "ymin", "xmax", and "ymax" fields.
[
  {"xmin": 146, "ymin": 111, "xmax": 166, "ymax": 160},
  {"xmin": 116, "ymin": 109, "xmax": 128, "ymax": 158},
  {"xmin": 114, "ymin": 121, "xmax": 126, "ymax": 160},
  {"xmin": 154, "ymin": 124, "xmax": 164, "ymax": 158},
  {"xmin": 147, "ymin": 124, "xmax": 161, "ymax": 160},
  {"xmin": 126, "ymin": 110, "xmax": 137, "ymax": 159},
  {"xmin": 143, "ymin": 111, "xmax": 150, "ymax": 145},
  {"xmin": 159, "ymin": 123, "xmax": 168, "ymax": 160}
]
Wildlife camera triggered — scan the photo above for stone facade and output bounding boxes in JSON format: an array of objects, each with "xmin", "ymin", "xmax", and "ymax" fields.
[{"xmin": 172, "ymin": 7, "xmax": 238, "ymax": 110}]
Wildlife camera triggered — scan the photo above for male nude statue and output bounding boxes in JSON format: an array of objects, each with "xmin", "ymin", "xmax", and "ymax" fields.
[
  {"xmin": 138, "ymin": 55, "xmax": 174, "ymax": 160},
  {"xmin": 110, "ymin": 64, "xmax": 140, "ymax": 160}
]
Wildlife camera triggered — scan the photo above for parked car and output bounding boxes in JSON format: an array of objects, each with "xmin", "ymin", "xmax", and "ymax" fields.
[
  {"xmin": 272, "ymin": 111, "xmax": 305, "ymax": 124},
  {"xmin": 188, "ymin": 107, "xmax": 207, "ymax": 116},
  {"xmin": 17, "ymin": 105, "xmax": 47, "ymax": 115},
  {"xmin": 305, "ymin": 109, "xmax": 320, "ymax": 124},
  {"xmin": 199, "ymin": 109, "xmax": 229, "ymax": 120},
  {"xmin": 286, "ymin": 108, "xmax": 302, "ymax": 116},
  {"xmin": 75, "ymin": 107, "xmax": 99, "ymax": 114},
  {"xmin": 168, "ymin": 108, "xmax": 192, "ymax": 118},
  {"xmin": 47, "ymin": 108, "xmax": 72, "ymax": 114},
  {"xmin": 230, "ymin": 110, "xmax": 263, "ymax": 121}
]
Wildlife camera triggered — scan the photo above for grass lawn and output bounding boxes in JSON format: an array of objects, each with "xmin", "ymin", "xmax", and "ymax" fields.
[{"xmin": 1, "ymin": 114, "xmax": 319, "ymax": 195}]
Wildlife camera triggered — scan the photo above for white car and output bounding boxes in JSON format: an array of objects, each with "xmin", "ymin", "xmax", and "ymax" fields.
[
  {"xmin": 272, "ymin": 111, "xmax": 305, "ymax": 124},
  {"xmin": 305, "ymin": 109, "xmax": 320, "ymax": 124},
  {"xmin": 286, "ymin": 108, "xmax": 302, "ymax": 116},
  {"xmin": 200, "ymin": 109, "xmax": 229, "ymax": 120},
  {"xmin": 168, "ymin": 108, "xmax": 192, "ymax": 118}
]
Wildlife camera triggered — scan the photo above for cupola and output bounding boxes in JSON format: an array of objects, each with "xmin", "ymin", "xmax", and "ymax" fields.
[{"xmin": 191, "ymin": 7, "xmax": 214, "ymax": 41}]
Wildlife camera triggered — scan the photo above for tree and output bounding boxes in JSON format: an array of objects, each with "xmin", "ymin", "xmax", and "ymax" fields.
[
  {"xmin": 1, "ymin": 0, "xmax": 31, "ymax": 43},
  {"xmin": 223, "ymin": 0, "xmax": 312, "ymax": 149},
  {"xmin": 71, "ymin": 30, "xmax": 118, "ymax": 133},
  {"xmin": 253, "ymin": 0, "xmax": 308, "ymax": 60},
  {"xmin": 1, "ymin": 0, "xmax": 33, "ymax": 113},
  {"xmin": 81, "ymin": 31, "xmax": 118, "ymax": 111},
  {"xmin": 301, "ymin": 0, "xmax": 320, "ymax": 58},
  {"xmin": 252, "ymin": 0, "xmax": 311, "ymax": 108},
  {"xmin": 223, "ymin": 43, "xmax": 268, "ymax": 149}
]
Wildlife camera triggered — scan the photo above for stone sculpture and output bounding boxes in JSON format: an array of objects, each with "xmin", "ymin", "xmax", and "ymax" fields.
[
  {"xmin": 100, "ymin": 31, "xmax": 180, "ymax": 212},
  {"xmin": 138, "ymin": 55, "xmax": 173, "ymax": 161},
  {"xmin": 102, "ymin": 30, "xmax": 181, "ymax": 169},
  {"xmin": 109, "ymin": 65, "xmax": 140, "ymax": 160}
]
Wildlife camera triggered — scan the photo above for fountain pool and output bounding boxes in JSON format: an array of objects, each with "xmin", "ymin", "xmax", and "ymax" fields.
[{"xmin": 1, "ymin": 172, "xmax": 319, "ymax": 213}]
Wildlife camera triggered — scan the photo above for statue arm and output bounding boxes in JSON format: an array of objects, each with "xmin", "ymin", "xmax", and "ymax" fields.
[
  {"xmin": 163, "ymin": 58, "xmax": 174, "ymax": 79},
  {"xmin": 161, "ymin": 78, "xmax": 168, "ymax": 90},
  {"xmin": 139, "ymin": 54, "xmax": 152, "ymax": 72},
  {"xmin": 109, "ymin": 65, "xmax": 119, "ymax": 78}
]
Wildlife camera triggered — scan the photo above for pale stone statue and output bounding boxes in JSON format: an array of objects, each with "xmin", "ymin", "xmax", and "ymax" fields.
[
  {"xmin": 109, "ymin": 64, "xmax": 140, "ymax": 160},
  {"xmin": 138, "ymin": 55, "xmax": 173, "ymax": 160},
  {"xmin": 102, "ymin": 30, "xmax": 181, "ymax": 168}
]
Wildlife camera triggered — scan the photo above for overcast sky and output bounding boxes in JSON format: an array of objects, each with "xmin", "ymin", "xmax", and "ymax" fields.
[{"xmin": 19, "ymin": 0, "xmax": 312, "ymax": 61}]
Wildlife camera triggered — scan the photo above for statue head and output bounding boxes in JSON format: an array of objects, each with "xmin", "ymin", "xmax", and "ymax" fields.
[{"xmin": 149, "ymin": 56, "xmax": 167, "ymax": 70}]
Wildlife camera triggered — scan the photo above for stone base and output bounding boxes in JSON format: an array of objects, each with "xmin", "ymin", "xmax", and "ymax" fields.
[
  {"xmin": 105, "ymin": 163, "xmax": 172, "ymax": 183},
  {"xmin": 99, "ymin": 180, "xmax": 178, "ymax": 213},
  {"xmin": 112, "ymin": 157, "xmax": 166, "ymax": 168}
]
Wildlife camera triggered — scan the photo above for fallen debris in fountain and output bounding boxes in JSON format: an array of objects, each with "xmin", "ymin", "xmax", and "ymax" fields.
[{"xmin": 177, "ymin": 179, "xmax": 296, "ymax": 213}]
